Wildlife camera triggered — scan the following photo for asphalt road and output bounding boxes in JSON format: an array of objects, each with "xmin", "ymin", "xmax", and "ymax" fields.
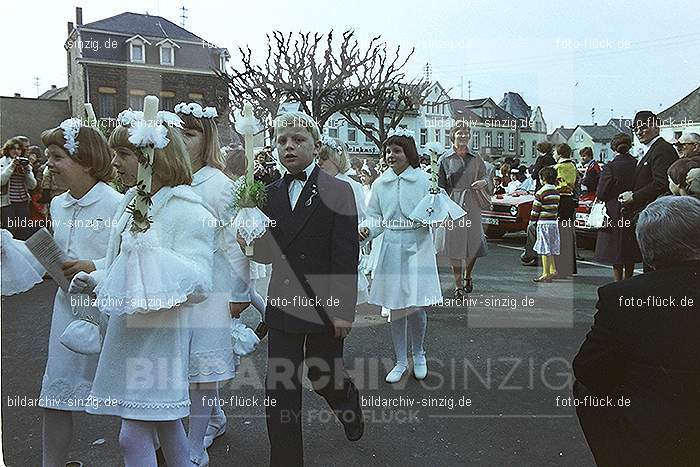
[{"xmin": 1, "ymin": 233, "xmax": 613, "ymax": 466}]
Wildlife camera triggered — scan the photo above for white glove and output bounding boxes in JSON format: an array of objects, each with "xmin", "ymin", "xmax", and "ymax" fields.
[
  {"xmin": 471, "ymin": 179, "xmax": 488, "ymax": 190},
  {"xmin": 618, "ymin": 191, "xmax": 634, "ymax": 204},
  {"xmin": 69, "ymin": 271, "xmax": 97, "ymax": 295}
]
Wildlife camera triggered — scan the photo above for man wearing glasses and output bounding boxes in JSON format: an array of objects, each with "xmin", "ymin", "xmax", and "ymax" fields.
[{"xmin": 674, "ymin": 133, "xmax": 700, "ymax": 159}]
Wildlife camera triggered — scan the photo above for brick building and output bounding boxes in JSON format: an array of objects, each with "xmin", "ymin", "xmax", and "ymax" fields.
[{"xmin": 65, "ymin": 7, "xmax": 233, "ymax": 142}]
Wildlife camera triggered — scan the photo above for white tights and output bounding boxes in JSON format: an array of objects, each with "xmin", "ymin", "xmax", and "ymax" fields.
[
  {"xmin": 390, "ymin": 307, "xmax": 427, "ymax": 367},
  {"xmin": 119, "ymin": 419, "xmax": 189, "ymax": 467},
  {"xmin": 188, "ymin": 382, "xmax": 218, "ymax": 459}
]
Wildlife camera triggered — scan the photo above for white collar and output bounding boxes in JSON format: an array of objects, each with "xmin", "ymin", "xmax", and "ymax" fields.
[
  {"xmin": 378, "ymin": 165, "xmax": 420, "ymax": 184},
  {"xmin": 61, "ymin": 181, "xmax": 108, "ymax": 208},
  {"xmin": 192, "ymin": 165, "xmax": 219, "ymax": 186}
]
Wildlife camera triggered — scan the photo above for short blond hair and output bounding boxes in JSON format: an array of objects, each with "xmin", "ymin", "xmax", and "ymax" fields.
[
  {"xmin": 109, "ymin": 125, "xmax": 192, "ymax": 186},
  {"xmin": 318, "ymin": 138, "xmax": 350, "ymax": 173},
  {"xmin": 273, "ymin": 112, "xmax": 321, "ymax": 142},
  {"xmin": 41, "ymin": 125, "xmax": 114, "ymax": 182}
]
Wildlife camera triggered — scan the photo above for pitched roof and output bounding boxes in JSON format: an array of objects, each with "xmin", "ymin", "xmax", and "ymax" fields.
[
  {"xmin": 607, "ymin": 117, "xmax": 633, "ymax": 136},
  {"xmin": 659, "ymin": 85, "xmax": 700, "ymax": 122},
  {"xmin": 577, "ymin": 124, "xmax": 620, "ymax": 142},
  {"xmin": 449, "ymin": 99, "xmax": 484, "ymax": 124},
  {"xmin": 549, "ymin": 126, "xmax": 574, "ymax": 140},
  {"xmin": 82, "ymin": 12, "xmax": 204, "ymax": 42},
  {"xmin": 498, "ymin": 92, "xmax": 531, "ymax": 121},
  {"xmin": 38, "ymin": 85, "xmax": 68, "ymax": 99}
]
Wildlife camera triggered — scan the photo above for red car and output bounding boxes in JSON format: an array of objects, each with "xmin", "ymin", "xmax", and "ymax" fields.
[
  {"xmin": 481, "ymin": 190, "xmax": 598, "ymax": 240},
  {"xmin": 481, "ymin": 191, "xmax": 535, "ymax": 239}
]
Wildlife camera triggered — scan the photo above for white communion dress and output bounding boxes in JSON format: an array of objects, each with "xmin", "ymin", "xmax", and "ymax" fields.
[
  {"xmin": 38, "ymin": 182, "xmax": 122, "ymax": 411},
  {"xmin": 85, "ymin": 185, "xmax": 215, "ymax": 421},
  {"xmin": 1, "ymin": 228, "xmax": 44, "ymax": 296}
]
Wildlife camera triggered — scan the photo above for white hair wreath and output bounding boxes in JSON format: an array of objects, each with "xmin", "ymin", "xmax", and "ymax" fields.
[
  {"xmin": 116, "ymin": 109, "xmax": 183, "ymax": 149},
  {"xmin": 59, "ymin": 118, "xmax": 82, "ymax": 155},
  {"xmin": 320, "ymin": 134, "xmax": 341, "ymax": 152},
  {"xmin": 174, "ymin": 102, "xmax": 218, "ymax": 119},
  {"xmin": 387, "ymin": 127, "xmax": 416, "ymax": 140}
]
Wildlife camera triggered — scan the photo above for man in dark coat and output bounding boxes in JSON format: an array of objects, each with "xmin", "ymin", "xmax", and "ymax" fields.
[
  {"xmin": 244, "ymin": 112, "xmax": 363, "ymax": 467},
  {"xmin": 619, "ymin": 110, "xmax": 678, "ymax": 214},
  {"xmin": 573, "ymin": 196, "xmax": 700, "ymax": 466}
]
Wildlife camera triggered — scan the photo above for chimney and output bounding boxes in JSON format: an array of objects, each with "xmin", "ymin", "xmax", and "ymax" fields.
[
  {"xmin": 14, "ymin": 93, "xmax": 21, "ymax": 97},
  {"xmin": 76, "ymin": 7, "xmax": 83, "ymax": 26},
  {"xmin": 67, "ymin": 21, "xmax": 73, "ymax": 34},
  {"xmin": 51, "ymin": 84, "xmax": 57, "ymax": 89}
]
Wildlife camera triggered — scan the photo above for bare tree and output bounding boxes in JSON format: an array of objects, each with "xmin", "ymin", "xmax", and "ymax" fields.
[{"xmin": 215, "ymin": 30, "xmax": 386, "ymax": 136}]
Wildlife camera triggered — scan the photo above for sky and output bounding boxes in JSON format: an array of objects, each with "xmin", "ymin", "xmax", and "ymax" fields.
[{"xmin": 1, "ymin": 0, "xmax": 699, "ymax": 129}]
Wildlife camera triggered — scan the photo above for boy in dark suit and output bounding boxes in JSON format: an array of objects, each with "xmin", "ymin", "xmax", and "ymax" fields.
[{"xmin": 242, "ymin": 112, "xmax": 362, "ymax": 467}]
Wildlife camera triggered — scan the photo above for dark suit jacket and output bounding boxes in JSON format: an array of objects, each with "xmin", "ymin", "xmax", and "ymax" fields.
[
  {"xmin": 253, "ymin": 165, "xmax": 359, "ymax": 334},
  {"xmin": 573, "ymin": 262, "xmax": 700, "ymax": 461},
  {"xmin": 629, "ymin": 137, "xmax": 678, "ymax": 213}
]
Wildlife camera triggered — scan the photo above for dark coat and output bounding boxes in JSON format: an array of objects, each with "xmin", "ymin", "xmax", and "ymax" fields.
[
  {"xmin": 594, "ymin": 152, "xmax": 642, "ymax": 265},
  {"xmin": 252, "ymin": 165, "xmax": 359, "ymax": 334},
  {"xmin": 573, "ymin": 262, "xmax": 700, "ymax": 466},
  {"xmin": 531, "ymin": 152, "xmax": 556, "ymax": 191},
  {"xmin": 628, "ymin": 137, "xmax": 678, "ymax": 214}
]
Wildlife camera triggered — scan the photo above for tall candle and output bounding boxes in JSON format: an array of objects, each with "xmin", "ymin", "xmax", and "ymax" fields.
[
  {"xmin": 244, "ymin": 102, "xmax": 255, "ymax": 184},
  {"xmin": 132, "ymin": 95, "xmax": 159, "ymax": 232},
  {"xmin": 84, "ymin": 103, "xmax": 96, "ymax": 125}
]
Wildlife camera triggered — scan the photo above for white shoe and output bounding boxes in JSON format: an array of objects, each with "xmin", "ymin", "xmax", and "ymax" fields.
[
  {"xmin": 413, "ymin": 355, "xmax": 427, "ymax": 380},
  {"xmin": 190, "ymin": 448, "xmax": 209, "ymax": 466},
  {"xmin": 385, "ymin": 364, "xmax": 407, "ymax": 383},
  {"xmin": 203, "ymin": 407, "xmax": 226, "ymax": 449}
]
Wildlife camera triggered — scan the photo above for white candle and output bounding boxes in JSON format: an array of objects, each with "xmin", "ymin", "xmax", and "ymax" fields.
[
  {"xmin": 84, "ymin": 103, "xmax": 96, "ymax": 124},
  {"xmin": 427, "ymin": 121, "xmax": 435, "ymax": 143},
  {"xmin": 244, "ymin": 102, "xmax": 254, "ymax": 184},
  {"xmin": 143, "ymin": 95, "xmax": 159, "ymax": 121}
]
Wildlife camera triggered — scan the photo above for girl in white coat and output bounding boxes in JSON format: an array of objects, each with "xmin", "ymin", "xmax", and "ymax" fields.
[
  {"xmin": 38, "ymin": 120, "xmax": 123, "ymax": 467},
  {"xmin": 176, "ymin": 102, "xmax": 254, "ymax": 464},
  {"xmin": 72, "ymin": 109, "xmax": 216, "ymax": 467},
  {"xmin": 359, "ymin": 129, "xmax": 442, "ymax": 383}
]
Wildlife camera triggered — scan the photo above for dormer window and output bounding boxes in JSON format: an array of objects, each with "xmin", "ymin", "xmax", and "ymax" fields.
[
  {"xmin": 125, "ymin": 35, "xmax": 151, "ymax": 64},
  {"xmin": 156, "ymin": 39, "xmax": 179, "ymax": 67}
]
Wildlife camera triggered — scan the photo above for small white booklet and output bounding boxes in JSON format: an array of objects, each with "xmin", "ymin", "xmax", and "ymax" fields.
[{"xmin": 25, "ymin": 228, "xmax": 70, "ymax": 292}]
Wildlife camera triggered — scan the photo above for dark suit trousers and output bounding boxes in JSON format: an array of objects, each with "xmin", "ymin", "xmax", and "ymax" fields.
[{"xmin": 266, "ymin": 328, "xmax": 359, "ymax": 467}]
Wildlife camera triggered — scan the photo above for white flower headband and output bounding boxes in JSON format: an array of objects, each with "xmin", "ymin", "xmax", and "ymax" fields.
[
  {"xmin": 387, "ymin": 127, "xmax": 416, "ymax": 140},
  {"xmin": 320, "ymin": 134, "xmax": 341, "ymax": 152},
  {"xmin": 174, "ymin": 102, "xmax": 218, "ymax": 119},
  {"xmin": 116, "ymin": 109, "xmax": 183, "ymax": 149},
  {"xmin": 59, "ymin": 118, "xmax": 82, "ymax": 155}
]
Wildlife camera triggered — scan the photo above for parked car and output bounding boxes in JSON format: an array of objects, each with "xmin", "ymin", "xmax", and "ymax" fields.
[
  {"xmin": 481, "ymin": 191, "xmax": 534, "ymax": 239},
  {"xmin": 481, "ymin": 190, "xmax": 599, "ymax": 242}
]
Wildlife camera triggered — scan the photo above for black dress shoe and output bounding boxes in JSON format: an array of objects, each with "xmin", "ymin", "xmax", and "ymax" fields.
[
  {"xmin": 255, "ymin": 321, "xmax": 269, "ymax": 340},
  {"xmin": 340, "ymin": 404, "xmax": 365, "ymax": 441},
  {"xmin": 340, "ymin": 388, "xmax": 364, "ymax": 441}
]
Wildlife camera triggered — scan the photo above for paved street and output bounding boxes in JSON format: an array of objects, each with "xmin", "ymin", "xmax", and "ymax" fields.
[{"xmin": 1, "ymin": 233, "xmax": 614, "ymax": 466}]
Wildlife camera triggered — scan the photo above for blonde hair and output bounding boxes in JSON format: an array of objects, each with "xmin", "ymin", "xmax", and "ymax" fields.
[
  {"xmin": 109, "ymin": 125, "xmax": 192, "ymax": 186},
  {"xmin": 318, "ymin": 138, "xmax": 350, "ymax": 173},
  {"xmin": 177, "ymin": 112, "xmax": 226, "ymax": 171},
  {"xmin": 273, "ymin": 112, "xmax": 321, "ymax": 142},
  {"xmin": 41, "ymin": 125, "xmax": 114, "ymax": 182}
]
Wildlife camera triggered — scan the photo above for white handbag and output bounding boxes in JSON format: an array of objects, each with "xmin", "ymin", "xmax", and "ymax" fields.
[
  {"xmin": 60, "ymin": 315, "xmax": 102, "ymax": 355},
  {"xmin": 588, "ymin": 200, "xmax": 608, "ymax": 229}
]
